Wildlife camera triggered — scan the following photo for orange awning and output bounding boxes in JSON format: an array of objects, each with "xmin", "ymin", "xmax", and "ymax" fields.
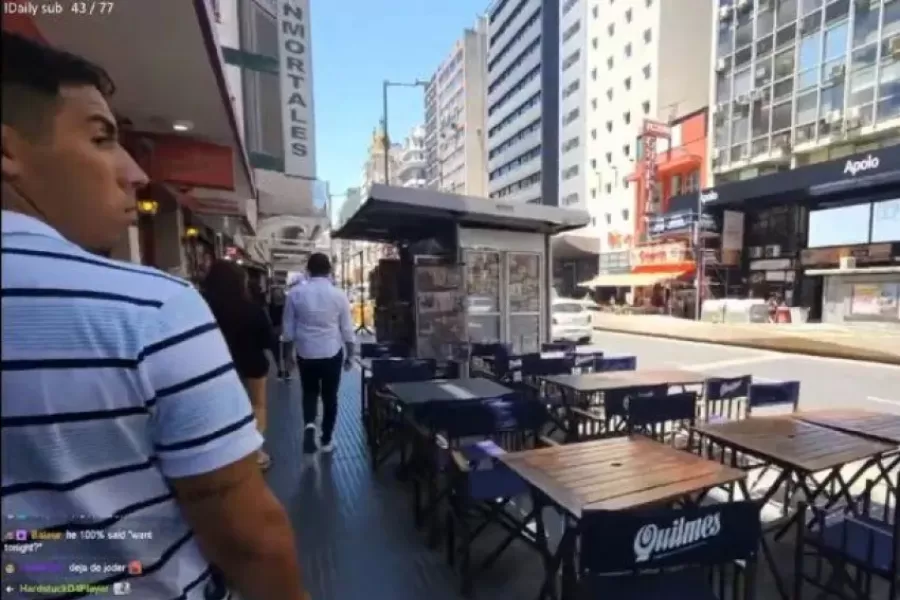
[
  {"xmin": 631, "ymin": 262, "xmax": 696, "ymax": 275},
  {"xmin": 626, "ymin": 148, "xmax": 702, "ymax": 182}
]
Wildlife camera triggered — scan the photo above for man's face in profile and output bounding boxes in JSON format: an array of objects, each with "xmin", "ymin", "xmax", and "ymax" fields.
[{"xmin": 2, "ymin": 84, "xmax": 148, "ymax": 252}]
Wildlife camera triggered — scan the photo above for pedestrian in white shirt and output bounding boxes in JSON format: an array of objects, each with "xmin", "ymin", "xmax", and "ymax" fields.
[{"xmin": 282, "ymin": 253, "xmax": 355, "ymax": 454}]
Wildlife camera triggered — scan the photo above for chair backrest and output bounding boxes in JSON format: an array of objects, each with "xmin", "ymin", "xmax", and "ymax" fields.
[
  {"xmin": 542, "ymin": 342, "xmax": 577, "ymax": 354},
  {"xmin": 626, "ymin": 392, "xmax": 697, "ymax": 441},
  {"xmin": 360, "ymin": 342, "xmax": 409, "ymax": 359},
  {"xmin": 706, "ymin": 375, "xmax": 752, "ymax": 401},
  {"xmin": 370, "ymin": 358, "xmax": 437, "ymax": 384},
  {"xmin": 424, "ymin": 393, "xmax": 549, "ymax": 439},
  {"xmin": 573, "ymin": 353, "xmax": 601, "ymax": 371},
  {"xmin": 594, "ymin": 355, "xmax": 638, "ymax": 372},
  {"xmin": 470, "ymin": 342, "xmax": 511, "ymax": 358},
  {"xmin": 748, "ymin": 380, "xmax": 800, "ymax": 413},
  {"xmin": 580, "ymin": 501, "xmax": 761, "ymax": 574},
  {"xmin": 521, "ymin": 355, "xmax": 575, "ymax": 377},
  {"xmin": 494, "ymin": 352, "xmax": 540, "ymax": 381},
  {"xmin": 604, "ymin": 385, "xmax": 669, "ymax": 416},
  {"xmin": 436, "ymin": 361, "xmax": 461, "ymax": 380}
]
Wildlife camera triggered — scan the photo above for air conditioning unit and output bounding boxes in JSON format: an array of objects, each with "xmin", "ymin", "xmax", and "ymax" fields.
[
  {"xmin": 830, "ymin": 64, "xmax": 846, "ymax": 80},
  {"xmin": 826, "ymin": 110, "xmax": 843, "ymax": 124},
  {"xmin": 839, "ymin": 256, "xmax": 857, "ymax": 270},
  {"xmin": 796, "ymin": 129, "xmax": 809, "ymax": 142},
  {"xmin": 845, "ymin": 115, "xmax": 862, "ymax": 130},
  {"xmin": 750, "ymin": 88, "xmax": 765, "ymax": 100},
  {"xmin": 716, "ymin": 58, "xmax": 727, "ymax": 72},
  {"xmin": 718, "ymin": 5, "xmax": 733, "ymax": 20},
  {"xmin": 734, "ymin": 93, "xmax": 751, "ymax": 105},
  {"xmin": 847, "ymin": 106, "xmax": 861, "ymax": 120}
]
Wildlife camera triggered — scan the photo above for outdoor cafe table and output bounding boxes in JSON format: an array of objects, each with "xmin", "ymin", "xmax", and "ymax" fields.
[
  {"xmin": 691, "ymin": 416, "xmax": 894, "ymax": 599},
  {"xmin": 500, "ymin": 436, "xmax": 746, "ymax": 599},
  {"xmin": 540, "ymin": 369, "xmax": 709, "ymax": 441},
  {"xmin": 794, "ymin": 409, "xmax": 900, "ymax": 490}
]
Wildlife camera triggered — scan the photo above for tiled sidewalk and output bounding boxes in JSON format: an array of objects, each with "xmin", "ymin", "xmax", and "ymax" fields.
[
  {"xmin": 261, "ymin": 369, "xmax": 545, "ymax": 600},
  {"xmin": 260, "ymin": 369, "xmax": 834, "ymax": 600}
]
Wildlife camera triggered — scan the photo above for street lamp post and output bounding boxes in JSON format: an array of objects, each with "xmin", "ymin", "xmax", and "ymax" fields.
[{"xmin": 382, "ymin": 79, "xmax": 429, "ymax": 184}]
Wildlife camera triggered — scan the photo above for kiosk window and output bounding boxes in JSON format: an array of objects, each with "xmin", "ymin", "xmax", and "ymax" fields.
[{"xmin": 849, "ymin": 283, "xmax": 900, "ymax": 321}]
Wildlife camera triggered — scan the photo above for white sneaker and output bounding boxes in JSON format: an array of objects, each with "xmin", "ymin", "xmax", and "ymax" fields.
[{"xmin": 303, "ymin": 424, "xmax": 318, "ymax": 454}]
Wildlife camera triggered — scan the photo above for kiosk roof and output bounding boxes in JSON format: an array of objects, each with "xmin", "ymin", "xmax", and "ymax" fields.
[{"xmin": 332, "ymin": 184, "xmax": 590, "ymax": 243}]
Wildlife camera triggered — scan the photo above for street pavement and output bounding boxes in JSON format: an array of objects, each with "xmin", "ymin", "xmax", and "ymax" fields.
[{"xmin": 593, "ymin": 329, "xmax": 900, "ymax": 414}]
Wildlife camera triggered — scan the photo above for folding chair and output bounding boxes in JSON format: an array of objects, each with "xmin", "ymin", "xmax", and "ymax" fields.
[
  {"xmin": 582, "ymin": 384, "xmax": 670, "ymax": 439},
  {"xmin": 360, "ymin": 341, "xmax": 410, "ymax": 359},
  {"xmin": 704, "ymin": 375, "xmax": 753, "ymax": 423},
  {"xmin": 469, "ymin": 342, "xmax": 511, "ymax": 378},
  {"xmin": 574, "ymin": 501, "xmax": 761, "ymax": 600},
  {"xmin": 367, "ymin": 358, "xmax": 437, "ymax": 472},
  {"xmin": 592, "ymin": 355, "xmax": 638, "ymax": 372},
  {"xmin": 795, "ymin": 473, "xmax": 899, "ymax": 600},
  {"xmin": 626, "ymin": 391, "xmax": 698, "ymax": 447},
  {"xmin": 542, "ymin": 341, "xmax": 577, "ymax": 354},
  {"xmin": 436, "ymin": 397, "xmax": 554, "ymax": 594},
  {"xmin": 746, "ymin": 380, "xmax": 800, "ymax": 417}
]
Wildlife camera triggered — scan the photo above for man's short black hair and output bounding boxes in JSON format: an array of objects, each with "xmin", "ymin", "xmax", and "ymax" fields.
[
  {"xmin": 1, "ymin": 33, "xmax": 115, "ymax": 137},
  {"xmin": 307, "ymin": 252, "xmax": 331, "ymax": 277}
]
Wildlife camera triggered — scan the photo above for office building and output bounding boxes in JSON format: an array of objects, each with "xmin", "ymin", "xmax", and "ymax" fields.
[
  {"xmin": 485, "ymin": 0, "xmax": 560, "ymax": 205},
  {"xmin": 424, "ymin": 18, "xmax": 490, "ymax": 196},
  {"xmin": 553, "ymin": 0, "xmax": 713, "ymax": 294},
  {"xmin": 697, "ymin": 1, "xmax": 900, "ymax": 324}
]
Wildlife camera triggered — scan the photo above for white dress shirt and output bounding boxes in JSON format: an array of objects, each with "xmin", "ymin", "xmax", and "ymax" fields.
[{"xmin": 282, "ymin": 276, "xmax": 355, "ymax": 359}]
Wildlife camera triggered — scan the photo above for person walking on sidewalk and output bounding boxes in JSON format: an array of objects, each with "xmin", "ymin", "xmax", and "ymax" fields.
[
  {"xmin": 202, "ymin": 260, "xmax": 278, "ymax": 471},
  {"xmin": 282, "ymin": 253, "xmax": 355, "ymax": 455},
  {"xmin": 269, "ymin": 286, "xmax": 291, "ymax": 380},
  {"xmin": 1, "ymin": 33, "xmax": 307, "ymax": 600}
]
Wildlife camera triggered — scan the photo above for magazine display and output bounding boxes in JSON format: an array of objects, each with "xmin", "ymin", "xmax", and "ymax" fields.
[{"xmin": 414, "ymin": 263, "xmax": 466, "ymax": 360}]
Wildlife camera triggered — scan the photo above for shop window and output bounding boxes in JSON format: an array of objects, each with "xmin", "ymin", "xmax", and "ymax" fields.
[
  {"xmin": 807, "ymin": 203, "xmax": 871, "ymax": 247},
  {"xmin": 849, "ymin": 283, "xmax": 900, "ymax": 322},
  {"xmin": 871, "ymin": 199, "xmax": 900, "ymax": 243}
]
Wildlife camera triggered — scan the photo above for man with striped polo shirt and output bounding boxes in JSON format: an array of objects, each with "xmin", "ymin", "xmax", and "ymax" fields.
[{"xmin": 1, "ymin": 34, "xmax": 308, "ymax": 599}]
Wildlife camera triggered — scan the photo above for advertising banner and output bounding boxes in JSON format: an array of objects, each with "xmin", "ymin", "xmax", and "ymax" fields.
[{"xmin": 277, "ymin": 0, "xmax": 317, "ymax": 179}]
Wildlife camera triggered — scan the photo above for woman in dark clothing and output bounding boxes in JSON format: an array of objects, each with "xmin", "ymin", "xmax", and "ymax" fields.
[
  {"xmin": 202, "ymin": 260, "xmax": 277, "ymax": 470},
  {"xmin": 268, "ymin": 287, "xmax": 289, "ymax": 380}
]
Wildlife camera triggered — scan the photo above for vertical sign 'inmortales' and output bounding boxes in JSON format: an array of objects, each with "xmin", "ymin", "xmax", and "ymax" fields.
[{"xmin": 277, "ymin": 0, "xmax": 317, "ymax": 178}]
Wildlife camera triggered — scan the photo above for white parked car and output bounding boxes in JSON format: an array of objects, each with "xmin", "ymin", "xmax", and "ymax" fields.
[{"xmin": 551, "ymin": 298, "xmax": 593, "ymax": 344}]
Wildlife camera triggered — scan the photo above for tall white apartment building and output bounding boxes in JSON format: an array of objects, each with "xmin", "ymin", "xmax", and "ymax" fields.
[
  {"xmin": 424, "ymin": 18, "xmax": 490, "ymax": 196},
  {"xmin": 397, "ymin": 126, "xmax": 428, "ymax": 188},
  {"xmin": 486, "ymin": 0, "xmax": 561, "ymax": 205},
  {"xmin": 562, "ymin": 0, "xmax": 712, "ymax": 253}
]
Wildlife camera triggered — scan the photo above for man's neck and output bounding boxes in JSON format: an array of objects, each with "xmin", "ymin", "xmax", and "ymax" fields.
[{"xmin": 1, "ymin": 183, "xmax": 45, "ymax": 223}]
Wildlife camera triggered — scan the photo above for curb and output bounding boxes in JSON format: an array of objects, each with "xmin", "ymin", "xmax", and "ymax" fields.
[{"xmin": 593, "ymin": 326, "xmax": 900, "ymax": 366}]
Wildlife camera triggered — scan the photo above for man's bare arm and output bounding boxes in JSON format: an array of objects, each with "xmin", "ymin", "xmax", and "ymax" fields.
[{"xmin": 170, "ymin": 455, "xmax": 308, "ymax": 600}]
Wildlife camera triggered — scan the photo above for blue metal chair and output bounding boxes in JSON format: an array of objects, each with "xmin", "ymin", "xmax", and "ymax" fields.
[
  {"xmin": 593, "ymin": 354, "xmax": 638, "ymax": 372},
  {"xmin": 795, "ymin": 473, "xmax": 899, "ymax": 600},
  {"xmin": 360, "ymin": 341, "xmax": 410, "ymax": 359},
  {"xmin": 747, "ymin": 380, "xmax": 800, "ymax": 416},
  {"xmin": 542, "ymin": 341, "xmax": 577, "ymax": 354},
  {"xmin": 626, "ymin": 391, "xmax": 698, "ymax": 447},
  {"xmin": 427, "ymin": 395, "xmax": 553, "ymax": 594},
  {"xmin": 574, "ymin": 501, "xmax": 761, "ymax": 600},
  {"xmin": 367, "ymin": 358, "xmax": 438, "ymax": 472},
  {"xmin": 704, "ymin": 375, "xmax": 753, "ymax": 423}
]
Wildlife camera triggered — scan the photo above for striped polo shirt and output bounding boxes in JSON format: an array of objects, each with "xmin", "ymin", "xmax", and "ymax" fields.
[{"xmin": 1, "ymin": 211, "xmax": 263, "ymax": 599}]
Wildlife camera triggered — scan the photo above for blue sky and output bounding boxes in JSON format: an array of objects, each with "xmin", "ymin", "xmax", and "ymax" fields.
[{"xmin": 310, "ymin": 0, "xmax": 489, "ymax": 218}]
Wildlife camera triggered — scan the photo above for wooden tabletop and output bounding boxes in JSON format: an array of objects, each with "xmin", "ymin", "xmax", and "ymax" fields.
[
  {"xmin": 541, "ymin": 369, "xmax": 708, "ymax": 393},
  {"xmin": 693, "ymin": 417, "xmax": 894, "ymax": 473},
  {"xmin": 387, "ymin": 378, "xmax": 512, "ymax": 405},
  {"xmin": 794, "ymin": 410, "xmax": 900, "ymax": 446},
  {"xmin": 500, "ymin": 437, "xmax": 745, "ymax": 518}
]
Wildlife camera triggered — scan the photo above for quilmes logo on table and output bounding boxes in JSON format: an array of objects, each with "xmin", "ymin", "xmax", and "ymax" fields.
[
  {"xmin": 633, "ymin": 512, "xmax": 722, "ymax": 563},
  {"xmin": 843, "ymin": 154, "xmax": 880, "ymax": 176}
]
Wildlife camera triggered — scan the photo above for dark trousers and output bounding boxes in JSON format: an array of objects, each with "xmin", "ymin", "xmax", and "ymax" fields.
[{"xmin": 296, "ymin": 350, "xmax": 343, "ymax": 442}]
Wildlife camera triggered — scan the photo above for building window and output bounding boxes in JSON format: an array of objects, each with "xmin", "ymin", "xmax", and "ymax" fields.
[
  {"xmin": 591, "ymin": 128, "xmax": 598, "ymax": 139},
  {"xmin": 623, "ymin": 143, "xmax": 631, "ymax": 157},
  {"xmin": 607, "ymin": 56, "xmax": 614, "ymax": 69},
  {"xmin": 592, "ymin": 5, "xmax": 598, "ymax": 18},
  {"xmin": 608, "ymin": 23, "xmax": 615, "ymax": 36},
  {"xmin": 625, "ymin": 43, "xmax": 632, "ymax": 58},
  {"xmin": 622, "ymin": 208, "xmax": 630, "ymax": 220},
  {"xmin": 562, "ymin": 50, "xmax": 581, "ymax": 70},
  {"xmin": 562, "ymin": 20, "xmax": 582, "ymax": 44},
  {"xmin": 624, "ymin": 76, "xmax": 632, "ymax": 90},
  {"xmin": 562, "ymin": 0, "xmax": 579, "ymax": 15},
  {"xmin": 562, "ymin": 192, "xmax": 580, "ymax": 205},
  {"xmin": 606, "ymin": 120, "xmax": 613, "ymax": 132},
  {"xmin": 623, "ymin": 111, "xmax": 631, "ymax": 124},
  {"xmin": 642, "ymin": 64, "xmax": 651, "ymax": 79},
  {"xmin": 625, "ymin": 8, "xmax": 632, "ymax": 23},
  {"xmin": 643, "ymin": 28, "xmax": 652, "ymax": 43},
  {"xmin": 562, "ymin": 165, "xmax": 580, "ymax": 180},
  {"xmin": 591, "ymin": 98, "xmax": 598, "ymax": 109},
  {"xmin": 590, "ymin": 158, "xmax": 597, "ymax": 169},
  {"xmin": 606, "ymin": 87, "xmax": 614, "ymax": 100},
  {"xmin": 591, "ymin": 67, "xmax": 598, "ymax": 80},
  {"xmin": 591, "ymin": 188, "xmax": 597, "ymax": 198},
  {"xmin": 605, "ymin": 213, "xmax": 612, "ymax": 224},
  {"xmin": 642, "ymin": 100, "xmax": 651, "ymax": 114},
  {"xmin": 240, "ymin": 0, "xmax": 279, "ymax": 58},
  {"xmin": 243, "ymin": 69, "xmax": 283, "ymax": 159},
  {"xmin": 605, "ymin": 151, "xmax": 612, "ymax": 163},
  {"xmin": 592, "ymin": 37, "xmax": 598, "ymax": 49}
]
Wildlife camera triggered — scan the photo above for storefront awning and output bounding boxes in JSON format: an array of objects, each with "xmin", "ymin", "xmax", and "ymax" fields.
[
  {"xmin": 579, "ymin": 271, "xmax": 691, "ymax": 287},
  {"xmin": 552, "ymin": 232, "xmax": 601, "ymax": 259}
]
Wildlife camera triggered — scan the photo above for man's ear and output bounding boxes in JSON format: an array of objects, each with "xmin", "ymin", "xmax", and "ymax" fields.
[{"xmin": 1, "ymin": 124, "xmax": 25, "ymax": 181}]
